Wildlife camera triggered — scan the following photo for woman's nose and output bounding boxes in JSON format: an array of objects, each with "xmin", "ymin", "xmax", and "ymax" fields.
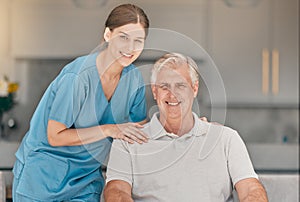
[{"xmin": 126, "ymin": 40, "xmax": 135, "ymax": 52}]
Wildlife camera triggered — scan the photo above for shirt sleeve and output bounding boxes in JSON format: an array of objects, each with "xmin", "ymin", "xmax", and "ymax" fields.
[
  {"xmin": 227, "ymin": 131, "xmax": 258, "ymax": 186},
  {"xmin": 106, "ymin": 139, "xmax": 133, "ymax": 186},
  {"xmin": 49, "ymin": 73, "xmax": 86, "ymax": 128}
]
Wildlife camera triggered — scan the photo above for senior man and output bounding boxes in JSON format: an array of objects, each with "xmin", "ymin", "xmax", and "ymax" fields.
[{"xmin": 104, "ymin": 53, "xmax": 268, "ymax": 202}]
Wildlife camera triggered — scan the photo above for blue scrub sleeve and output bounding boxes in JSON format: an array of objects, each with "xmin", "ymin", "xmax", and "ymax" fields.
[
  {"xmin": 129, "ymin": 82, "xmax": 147, "ymax": 123},
  {"xmin": 49, "ymin": 73, "xmax": 86, "ymax": 128}
]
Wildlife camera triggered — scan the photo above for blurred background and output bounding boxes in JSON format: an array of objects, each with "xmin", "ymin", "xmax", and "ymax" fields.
[{"xmin": 0, "ymin": 0, "xmax": 298, "ymax": 200}]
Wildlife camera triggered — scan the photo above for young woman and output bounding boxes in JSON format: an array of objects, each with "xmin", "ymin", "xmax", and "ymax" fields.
[{"xmin": 12, "ymin": 4, "xmax": 150, "ymax": 201}]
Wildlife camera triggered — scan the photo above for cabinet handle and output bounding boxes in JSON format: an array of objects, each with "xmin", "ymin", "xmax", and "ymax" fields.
[
  {"xmin": 272, "ymin": 49, "xmax": 279, "ymax": 95},
  {"xmin": 262, "ymin": 49, "xmax": 269, "ymax": 94}
]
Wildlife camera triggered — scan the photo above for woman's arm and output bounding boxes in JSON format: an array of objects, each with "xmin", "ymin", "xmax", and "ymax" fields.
[{"xmin": 47, "ymin": 119, "xmax": 148, "ymax": 146}]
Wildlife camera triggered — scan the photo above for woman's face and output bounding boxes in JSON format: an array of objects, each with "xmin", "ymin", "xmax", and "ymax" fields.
[{"xmin": 104, "ymin": 23, "xmax": 146, "ymax": 67}]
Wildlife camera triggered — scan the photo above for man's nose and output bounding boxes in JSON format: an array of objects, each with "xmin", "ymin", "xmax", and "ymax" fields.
[{"xmin": 168, "ymin": 86, "xmax": 178, "ymax": 98}]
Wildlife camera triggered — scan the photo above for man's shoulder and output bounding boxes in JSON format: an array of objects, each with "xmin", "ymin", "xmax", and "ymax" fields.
[
  {"xmin": 198, "ymin": 121, "xmax": 241, "ymax": 159},
  {"xmin": 199, "ymin": 121, "xmax": 238, "ymax": 135},
  {"xmin": 198, "ymin": 121, "xmax": 240, "ymax": 147}
]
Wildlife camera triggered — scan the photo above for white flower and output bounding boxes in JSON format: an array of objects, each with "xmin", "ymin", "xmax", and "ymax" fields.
[{"xmin": 0, "ymin": 77, "xmax": 9, "ymax": 97}]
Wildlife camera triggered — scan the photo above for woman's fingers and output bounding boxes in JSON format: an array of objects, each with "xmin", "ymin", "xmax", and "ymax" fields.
[
  {"xmin": 200, "ymin": 117, "xmax": 208, "ymax": 122},
  {"xmin": 114, "ymin": 123, "xmax": 149, "ymax": 144},
  {"xmin": 122, "ymin": 135, "xmax": 134, "ymax": 144},
  {"xmin": 129, "ymin": 124, "xmax": 149, "ymax": 142},
  {"xmin": 124, "ymin": 133, "xmax": 143, "ymax": 144},
  {"xmin": 198, "ymin": 117, "xmax": 223, "ymax": 125},
  {"xmin": 123, "ymin": 125, "xmax": 148, "ymax": 144}
]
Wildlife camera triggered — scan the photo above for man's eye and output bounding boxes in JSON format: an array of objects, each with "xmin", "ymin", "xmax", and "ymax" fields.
[
  {"xmin": 176, "ymin": 84, "xmax": 187, "ymax": 89},
  {"xmin": 159, "ymin": 85, "xmax": 168, "ymax": 90}
]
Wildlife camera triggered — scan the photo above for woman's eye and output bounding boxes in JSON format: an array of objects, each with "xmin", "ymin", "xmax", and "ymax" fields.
[
  {"xmin": 134, "ymin": 40, "xmax": 144, "ymax": 50},
  {"xmin": 120, "ymin": 35, "xmax": 129, "ymax": 40},
  {"xmin": 135, "ymin": 39, "xmax": 143, "ymax": 44}
]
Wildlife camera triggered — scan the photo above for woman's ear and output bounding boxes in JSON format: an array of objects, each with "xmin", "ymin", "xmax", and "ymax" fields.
[{"xmin": 103, "ymin": 27, "xmax": 111, "ymax": 42}]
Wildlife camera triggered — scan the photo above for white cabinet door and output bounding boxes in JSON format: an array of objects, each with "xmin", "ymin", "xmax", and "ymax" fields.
[
  {"xmin": 271, "ymin": 0, "xmax": 298, "ymax": 105},
  {"xmin": 209, "ymin": 0, "xmax": 298, "ymax": 106}
]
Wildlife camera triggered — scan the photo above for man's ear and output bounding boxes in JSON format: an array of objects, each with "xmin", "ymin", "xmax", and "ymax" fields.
[
  {"xmin": 103, "ymin": 27, "xmax": 111, "ymax": 42},
  {"xmin": 151, "ymin": 84, "xmax": 157, "ymax": 100},
  {"xmin": 193, "ymin": 81, "xmax": 199, "ymax": 98}
]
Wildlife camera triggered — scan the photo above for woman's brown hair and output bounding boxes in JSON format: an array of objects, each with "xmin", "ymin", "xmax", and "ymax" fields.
[{"xmin": 105, "ymin": 4, "xmax": 149, "ymax": 36}]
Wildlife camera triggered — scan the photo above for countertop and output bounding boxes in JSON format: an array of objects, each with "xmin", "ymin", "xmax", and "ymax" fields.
[
  {"xmin": 0, "ymin": 141, "xmax": 299, "ymax": 172},
  {"xmin": 247, "ymin": 143, "xmax": 299, "ymax": 172}
]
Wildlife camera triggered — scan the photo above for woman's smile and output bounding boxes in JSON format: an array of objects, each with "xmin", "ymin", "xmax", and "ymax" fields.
[{"xmin": 120, "ymin": 51, "xmax": 133, "ymax": 58}]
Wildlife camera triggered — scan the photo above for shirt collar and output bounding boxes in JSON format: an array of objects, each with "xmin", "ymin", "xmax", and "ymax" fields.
[{"xmin": 148, "ymin": 112, "xmax": 208, "ymax": 140}]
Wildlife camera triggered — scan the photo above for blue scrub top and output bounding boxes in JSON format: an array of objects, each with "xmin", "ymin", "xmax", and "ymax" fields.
[{"xmin": 13, "ymin": 53, "xmax": 147, "ymax": 201}]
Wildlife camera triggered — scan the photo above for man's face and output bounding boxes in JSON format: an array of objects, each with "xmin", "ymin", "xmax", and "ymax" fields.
[{"xmin": 152, "ymin": 64, "xmax": 199, "ymax": 122}]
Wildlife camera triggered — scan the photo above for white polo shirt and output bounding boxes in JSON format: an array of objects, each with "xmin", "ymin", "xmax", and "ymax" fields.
[{"xmin": 106, "ymin": 113, "xmax": 258, "ymax": 202}]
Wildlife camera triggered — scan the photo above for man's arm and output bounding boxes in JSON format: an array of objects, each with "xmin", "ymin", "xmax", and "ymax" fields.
[
  {"xmin": 235, "ymin": 178, "xmax": 268, "ymax": 202},
  {"xmin": 104, "ymin": 180, "xmax": 133, "ymax": 202}
]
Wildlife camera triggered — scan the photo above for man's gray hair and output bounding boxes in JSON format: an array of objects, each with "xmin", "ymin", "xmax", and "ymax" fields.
[{"xmin": 151, "ymin": 53, "xmax": 200, "ymax": 85}]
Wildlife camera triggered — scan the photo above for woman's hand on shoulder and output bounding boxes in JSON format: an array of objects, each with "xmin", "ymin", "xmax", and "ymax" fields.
[
  {"xmin": 199, "ymin": 117, "xmax": 222, "ymax": 125},
  {"xmin": 108, "ymin": 122, "xmax": 149, "ymax": 144},
  {"xmin": 200, "ymin": 117, "xmax": 208, "ymax": 122}
]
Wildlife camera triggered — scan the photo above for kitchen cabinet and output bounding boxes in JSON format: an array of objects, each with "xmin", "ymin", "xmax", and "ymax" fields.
[
  {"xmin": 208, "ymin": 0, "xmax": 298, "ymax": 106},
  {"xmin": 0, "ymin": 172, "xmax": 5, "ymax": 202},
  {"xmin": 0, "ymin": 142, "xmax": 19, "ymax": 169}
]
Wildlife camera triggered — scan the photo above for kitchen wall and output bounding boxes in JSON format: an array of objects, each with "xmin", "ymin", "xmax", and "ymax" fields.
[
  {"xmin": 0, "ymin": 0, "xmax": 13, "ymax": 79},
  {"xmin": 2, "ymin": 59, "xmax": 298, "ymax": 145},
  {"xmin": 0, "ymin": 0, "xmax": 299, "ymax": 193},
  {"xmin": 0, "ymin": 0, "xmax": 298, "ymax": 146},
  {"xmin": 226, "ymin": 108, "xmax": 298, "ymax": 144},
  {"xmin": 1, "ymin": 58, "xmax": 73, "ymax": 141}
]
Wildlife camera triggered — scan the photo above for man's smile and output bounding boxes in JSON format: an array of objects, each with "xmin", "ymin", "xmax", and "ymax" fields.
[{"xmin": 165, "ymin": 101, "xmax": 181, "ymax": 106}]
